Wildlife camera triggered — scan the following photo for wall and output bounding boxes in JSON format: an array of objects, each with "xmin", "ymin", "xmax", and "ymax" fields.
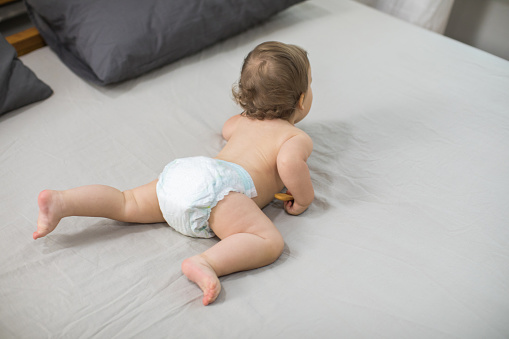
[
  {"xmin": 445, "ymin": 0, "xmax": 509, "ymax": 60},
  {"xmin": 355, "ymin": 0, "xmax": 509, "ymax": 61}
]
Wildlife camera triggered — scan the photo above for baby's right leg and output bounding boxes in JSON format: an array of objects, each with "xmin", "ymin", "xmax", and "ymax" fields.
[
  {"xmin": 181, "ymin": 192, "xmax": 284, "ymax": 305},
  {"xmin": 35, "ymin": 180, "xmax": 164, "ymax": 239}
]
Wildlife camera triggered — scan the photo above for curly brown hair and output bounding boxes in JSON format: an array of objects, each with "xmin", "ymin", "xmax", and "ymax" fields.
[{"xmin": 232, "ymin": 41, "xmax": 309, "ymax": 121}]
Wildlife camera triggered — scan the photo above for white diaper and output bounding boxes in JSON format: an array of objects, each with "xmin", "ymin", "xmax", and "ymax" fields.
[{"xmin": 156, "ymin": 156, "xmax": 258, "ymax": 238}]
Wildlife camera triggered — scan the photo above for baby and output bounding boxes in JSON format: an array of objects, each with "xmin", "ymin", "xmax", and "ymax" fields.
[{"xmin": 35, "ymin": 41, "xmax": 314, "ymax": 306}]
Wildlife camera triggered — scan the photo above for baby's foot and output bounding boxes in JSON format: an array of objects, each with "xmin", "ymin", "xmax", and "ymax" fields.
[
  {"xmin": 34, "ymin": 190, "xmax": 64, "ymax": 240},
  {"xmin": 182, "ymin": 255, "xmax": 221, "ymax": 306}
]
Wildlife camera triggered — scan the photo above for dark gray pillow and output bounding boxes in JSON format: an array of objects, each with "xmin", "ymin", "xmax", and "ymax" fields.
[
  {"xmin": 0, "ymin": 34, "xmax": 53, "ymax": 115},
  {"xmin": 25, "ymin": 0, "xmax": 304, "ymax": 86}
]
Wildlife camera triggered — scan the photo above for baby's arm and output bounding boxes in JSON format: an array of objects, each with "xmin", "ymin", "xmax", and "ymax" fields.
[{"xmin": 277, "ymin": 132, "xmax": 314, "ymax": 215}]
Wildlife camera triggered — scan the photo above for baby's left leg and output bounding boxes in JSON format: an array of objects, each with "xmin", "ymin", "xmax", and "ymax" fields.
[
  {"xmin": 35, "ymin": 180, "xmax": 164, "ymax": 239},
  {"xmin": 181, "ymin": 192, "xmax": 284, "ymax": 305}
]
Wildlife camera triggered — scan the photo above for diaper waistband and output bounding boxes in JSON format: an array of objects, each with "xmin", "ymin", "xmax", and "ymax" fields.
[{"xmin": 216, "ymin": 159, "xmax": 258, "ymax": 198}]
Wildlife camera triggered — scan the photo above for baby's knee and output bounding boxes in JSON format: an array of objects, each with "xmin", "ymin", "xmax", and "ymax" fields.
[{"xmin": 267, "ymin": 232, "xmax": 285, "ymax": 261}]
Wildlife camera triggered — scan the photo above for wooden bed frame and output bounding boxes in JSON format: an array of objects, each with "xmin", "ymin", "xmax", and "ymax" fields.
[
  {"xmin": 2, "ymin": 0, "xmax": 45, "ymax": 56},
  {"xmin": 6, "ymin": 27, "xmax": 45, "ymax": 56}
]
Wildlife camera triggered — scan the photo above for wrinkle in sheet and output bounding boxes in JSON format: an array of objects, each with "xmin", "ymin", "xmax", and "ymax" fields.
[
  {"xmin": 259, "ymin": 267, "xmax": 457, "ymax": 339},
  {"xmin": 307, "ymin": 249, "xmax": 490, "ymax": 338},
  {"xmin": 312, "ymin": 212, "xmax": 508, "ymax": 337},
  {"xmin": 303, "ymin": 121, "xmax": 385, "ymax": 206},
  {"xmin": 18, "ymin": 232, "xmax": 198, "ymax": 335},
  {"xmin": 60, "ymin": 283, "xmax": 143, "ymax": 337},
  {"xmin": 87, "ymin": 283, "xmax": 164, "ymax": 338},
  {"xmin": 108, "ymin": 278, "xmax": 200, "ymax": 338},
  {"xmin": 0, "ymin": 138, "xmax": 18, "ymax": 161}
]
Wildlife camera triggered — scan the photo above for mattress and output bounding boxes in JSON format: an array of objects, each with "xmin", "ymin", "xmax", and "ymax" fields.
[{"xmin": 1, "ymin": 0, "xmax": 509, "ymax": 337}]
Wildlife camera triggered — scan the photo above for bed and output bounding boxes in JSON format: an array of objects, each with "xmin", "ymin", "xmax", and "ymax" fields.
[{"xmin": 1, "ymin": 0, "xmax": 509, "ymax": 337}]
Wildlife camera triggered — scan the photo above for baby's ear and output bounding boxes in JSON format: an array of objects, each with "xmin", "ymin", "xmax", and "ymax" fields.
[{"xmin": 297, "ymin": 93, "xmax": 306, "ymax": 110}]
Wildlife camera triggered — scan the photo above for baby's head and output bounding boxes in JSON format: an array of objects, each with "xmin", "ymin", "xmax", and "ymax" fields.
[{"xmin": 233, "ymin": 41, "xmax": 310, "ymax": 121}]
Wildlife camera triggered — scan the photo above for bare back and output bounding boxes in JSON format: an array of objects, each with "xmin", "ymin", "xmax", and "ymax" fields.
[{"xmin": 215, "ymin": 114, "xmax": 309, "ymax": 208}]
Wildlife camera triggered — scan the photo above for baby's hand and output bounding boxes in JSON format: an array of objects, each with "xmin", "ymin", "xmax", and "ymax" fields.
[
  {"xmin": 277, "ymin": 190, "xmax": 310, "ymax": 216},
  {"xmin": 284, "ymin": 200, "xmax": 309, "ymax": 215}
]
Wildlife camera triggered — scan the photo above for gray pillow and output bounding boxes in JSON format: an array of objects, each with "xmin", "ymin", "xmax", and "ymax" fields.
[
  {"xmin": 25, "ymin": 0, "xmax": 304, "ymax": 86},
  {"xmin": 0, "ymin": 34, "xmax": 53, "ymax": 116}
]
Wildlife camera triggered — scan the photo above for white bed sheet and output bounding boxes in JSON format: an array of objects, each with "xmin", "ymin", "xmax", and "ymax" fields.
[{"xmin": 1, "ymin": 0, "xmax": 509, "ymax": 338}]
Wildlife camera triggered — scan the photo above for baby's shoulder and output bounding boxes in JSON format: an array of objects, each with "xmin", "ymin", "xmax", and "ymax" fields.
[
  {"xmin": 277, "ymin": 127, "xmax": 313, "ymax": 159},
  {"xmin": 284, "ymin": 125, "xmax": 312, "ymax": 143},
  {"xmin": 222, "ymin": 114, "xmax": 243, "ymax": 140}
]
